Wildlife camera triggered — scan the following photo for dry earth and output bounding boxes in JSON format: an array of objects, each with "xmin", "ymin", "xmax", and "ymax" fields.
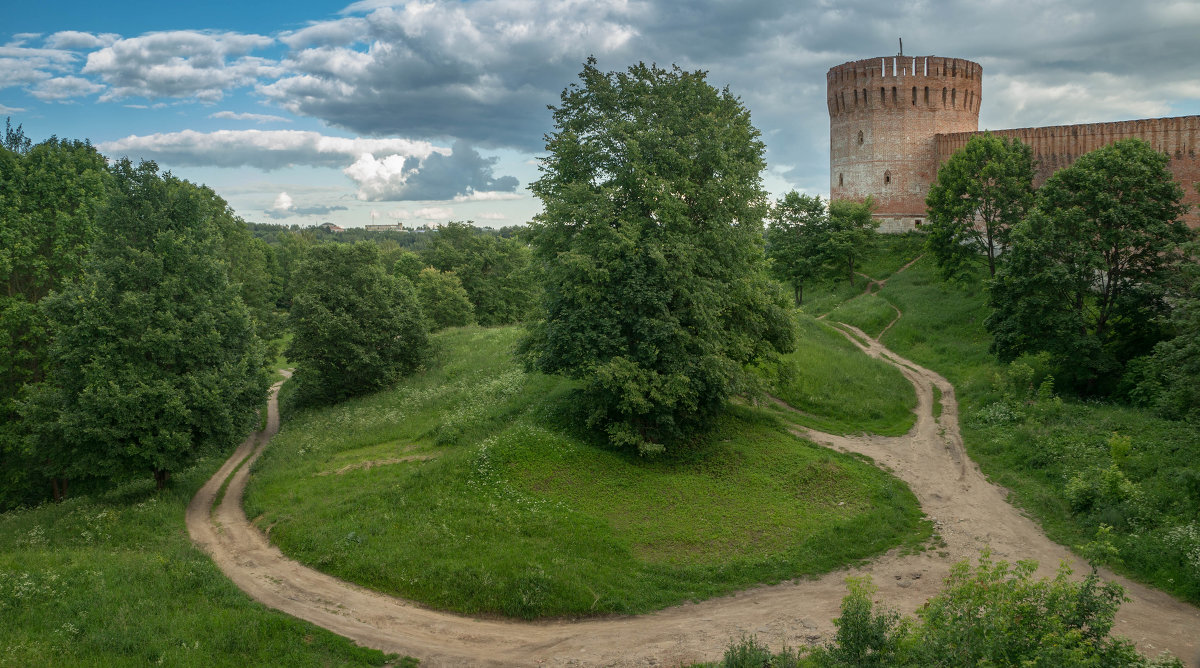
[{"xmin": 188, "ymin": 308, "xmax": 1200, "ymax": 666}]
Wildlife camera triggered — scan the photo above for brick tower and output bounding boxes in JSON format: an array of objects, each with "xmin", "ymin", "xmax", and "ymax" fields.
[{"xmin": 828, "ymin": 54, "xmax": 982, "ymax": 232}]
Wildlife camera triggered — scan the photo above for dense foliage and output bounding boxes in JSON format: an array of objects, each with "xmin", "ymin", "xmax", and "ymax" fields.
[
  {"xmin": 414, "ymin": 267, "xmax": 474, "ymax": 331},
  {"xmin": 1127, "ymin": 239, "xmax": 1200, "ymax": 421},
  {"xmin": 420, "ymin": 221, "xmax": 537, "ymax": 326},
  {"xmin": 766, "ymin": 192, "xmax": 829, "ymax": 305},
  {"xmin": 925, "ymin": 132, "xmax": 1035, "ymax": 279},
  {"xmin": 286, "ymin": 242, "xmax": 429, "ymax": 408},
  {"xmin": 1, "ymin": 122, "xmax": 110, "ymax": 506},
  {"xmin": 825, "ymin": 197, "xmax": 879, "ymax": 285},
  {"xmin": 522, "ymin": 59, "xmax": 794, "ymax": 453},
  {"xmin": 24, "ymin": 159, "xmax": 268, "ymax": 491},
  {"xmin": 722, "ymin": 551, "xmax": 1181, "ymax": 667},
  {"xmin": 987, "ymin": 138, "xmax": 1193, "ymax": 393}
]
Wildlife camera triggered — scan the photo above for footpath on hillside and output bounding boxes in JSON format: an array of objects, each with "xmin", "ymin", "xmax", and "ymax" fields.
[{"xmin": 187, "ymin": 264, "xmax": 1200, "ymax": 667}]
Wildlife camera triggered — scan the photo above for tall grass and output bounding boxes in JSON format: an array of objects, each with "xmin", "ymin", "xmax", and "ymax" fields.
[
  {"xmin": 877, "ymin": 256, "xmax": 1200, "ymax": 604},
  {"xmin": 0, "ymin": 460, "xmax": 392, "ymax": 667},
  {"xmin": 244, "ymin": 325, "xmax": 931, "ymax": 619},
  {"xmin": 768, "ymin": 315, "xmax": 916, "ymax": 436}
]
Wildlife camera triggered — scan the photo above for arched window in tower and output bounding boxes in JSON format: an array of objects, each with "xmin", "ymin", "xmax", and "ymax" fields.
[
  {"xmin": 857, "ymin": 130, "xmax": 864, "ymax": 145},
  {"xmin": 884, "ymin": 170, "xmax": 891, "ymax": 186},
  {"xmin": 951, "ymin": 88, "xmax": 956, "ymax": 108},
  {"xmin": 891, "ymin": 86, "xmax": 897, "ymax": 103},
  {"xmin": 924, "ymin": 86, "xmax": 929, "ymax": 104},
  {"xmin": 863, "ymin": 88, "xmax": 868, "ymax": 106},
  {"xmin": 880, "ymin": 87, "xmax": 885, "ymax": 104},
  {"xmin": 912, "ymin": 86, "xmax": 917, "ymax": 105},
  {"xmin": 942, "ymin": 87, "xmax": 947, "ymax": 107}
]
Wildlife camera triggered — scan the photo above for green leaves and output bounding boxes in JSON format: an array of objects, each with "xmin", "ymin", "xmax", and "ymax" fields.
[
  {"xmin": 523, "ymin": 60, "xmax": 793, "ymax": 453},
  {"xmin": 986, "ymin": 139, "xmax": 1193, "ymax": 393},
  {"xmin": 287, "ymin": 242, "xmax": 429, "ymax": 408},
  {"xmin": 25, "ymin": 159, "xmax": 268, "ymax": 489},
  {"xmin": 926, "ymin": 132, "xmax": 1035, "ymax": 280}
]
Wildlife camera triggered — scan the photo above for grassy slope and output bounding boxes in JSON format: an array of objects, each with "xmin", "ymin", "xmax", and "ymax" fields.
[
  {"xmin": 244, "ymin": 325, "xmax": 930, "ymax": 619},
  {"xmin": 0, "ymin": 460, "xmax": 391, "ymax": 667},
  {"xmin": 768, "ymin": 315, "xmax": 916, "ymax": 436},
  {"xmin": 875, "ymin": 256, "xmax": 1200, "ymax": 604}
]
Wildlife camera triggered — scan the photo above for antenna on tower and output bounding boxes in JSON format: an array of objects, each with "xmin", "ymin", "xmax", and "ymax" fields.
[{"xmin": 898, "ymin": 38, "xmax": 903, "ymax": 56}]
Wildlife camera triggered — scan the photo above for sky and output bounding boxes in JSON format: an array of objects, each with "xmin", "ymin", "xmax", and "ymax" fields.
[{"xmin": 4, "ymin": 0, "xmax": 1199, "ymax": 229}]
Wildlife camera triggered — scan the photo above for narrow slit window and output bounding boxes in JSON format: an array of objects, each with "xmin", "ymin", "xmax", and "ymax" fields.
[
  {"xmin": 892, "ymin": 86, "xmax": 897, "ymax": 103},
  {"xmin": 884, "ymin": 170, "xmax": 891, "ymax": 185},
  {"xmin": 857, "ymin": 130, "xmax": 864, "ymax": 145},
  {"xmin": 880, "ymin": 87, "xmax": 885, "ymax": 104},
  {"xmin": 951, "ymin": 88, "xmax": 956, "ymax": 107},
  {"xmin": 839, "ymin": 173, "xmax": 844, "ymax": 187},
  {"xmin": 912, "ymin": 86, "xmax": 917, "ymax": 105},
  {"xmin": 942, "ymin": 87, "xmax": 947, "ymax": 107},
  {"xmin": 924, "ymin": 86, "xmax": 929, "ymax": 104}
]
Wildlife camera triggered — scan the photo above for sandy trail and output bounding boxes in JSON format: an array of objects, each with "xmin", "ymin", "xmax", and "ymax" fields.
[{"xmin": 188, "ymin": 319, "xmax": 1200, "ymax": 667}]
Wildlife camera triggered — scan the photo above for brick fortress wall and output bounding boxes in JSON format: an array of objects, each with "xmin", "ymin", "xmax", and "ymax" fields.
[
  {"xmin": 828, "ymin": 55, "xmax": 981, "ymax": 232},
  {"xmin": 938, "ymin": 116, "xmax": 1200, "ymax": 227},
  {"xmin": 829, "ymin": 54, "xmax": 1200, "ymax": 231}
]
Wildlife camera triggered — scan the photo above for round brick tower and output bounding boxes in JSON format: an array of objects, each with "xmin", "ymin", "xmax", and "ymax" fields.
[{"xmin": 828, "ymin": 55, "xmax": 982, "ymax": 232}]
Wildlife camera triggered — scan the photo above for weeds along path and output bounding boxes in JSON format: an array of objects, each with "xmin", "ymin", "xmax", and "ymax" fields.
[{"xmin": 189, "ymin": 334, "xmax": 1200, "ymax": 667}]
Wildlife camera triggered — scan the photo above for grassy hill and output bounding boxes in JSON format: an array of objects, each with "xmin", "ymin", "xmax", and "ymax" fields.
[{"xmin": 243, "ymin": 324, "xmax": 930, "ymax": 619}]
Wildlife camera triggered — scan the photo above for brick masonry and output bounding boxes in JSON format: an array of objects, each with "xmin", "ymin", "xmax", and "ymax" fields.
[{"xmin": 829, "ymin": 55, "xmax": 1200, "ymax": 231}]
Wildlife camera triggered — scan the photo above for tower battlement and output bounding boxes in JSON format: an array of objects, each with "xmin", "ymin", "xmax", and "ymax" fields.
[{"xmin": 828, "ymin": 55, "xmax": 982, "ymax": 232}]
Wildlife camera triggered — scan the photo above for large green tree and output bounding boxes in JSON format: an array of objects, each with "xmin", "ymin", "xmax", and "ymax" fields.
[
  {"xmin": 522, "ymin": 59, "xmax": 795, "ymax": 453},
  {"xmin": 925, "ymin": 132, "xmax": 1036, "ymax": 279},
  {"xmin": 766, "ymin": 191, "xmax": 828, "ymax": 306},
  {"xmin": 1, "ymin": 122, "xmax": 110, "ymax": 507},
  {"xmin": 414, "ymin": 267, "xmax": 475, "ymax": 331},
  {"xmin": 24, "ymin": 160, "xmax": 268, "ymax": 492},
  {"xmin": 987, "ymin": 139, "xmax": 1192, "ymax": 392},
  {"xmin": 287, "ymin": 242, "xmax": 429, "ymax": 407},
  {"xmin": 825, "ymin": 197, "xmax": 879, "ymax": 286},
  {"xmin": 1128, "ymin": 239, "xmax": 1200, "ymax": 420},
  {"xmin": 421, "ymin": 221, "xmax": 536, "ymax": 326}
]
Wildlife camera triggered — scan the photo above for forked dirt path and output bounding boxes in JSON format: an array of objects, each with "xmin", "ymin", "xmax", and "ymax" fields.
[{"xmin": 188, "ymin": 307, "xmax": 1200, "ymax": 667}]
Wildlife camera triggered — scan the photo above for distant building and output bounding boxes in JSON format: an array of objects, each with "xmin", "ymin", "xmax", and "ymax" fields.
[
  {"xmin": 364, "ymin": 223, "xmax": 405, "ymax": 232},
  {"xmin": 318, "ymin": 222, "xmax": 344, "ymax": 233}
]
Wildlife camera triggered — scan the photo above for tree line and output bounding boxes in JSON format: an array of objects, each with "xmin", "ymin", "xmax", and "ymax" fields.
[
  {"xmin": 920, "ymin": 132, "xmax": 1199, "ymax": 408},
  {"xmin": 2, "ymin": 121, "xmax": 277, "ymax": 507}
]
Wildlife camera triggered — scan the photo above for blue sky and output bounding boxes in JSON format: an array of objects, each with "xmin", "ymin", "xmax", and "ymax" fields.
[{"xmin": 4, "ymin": 0, "xmax": 1199, "ymax": 228}]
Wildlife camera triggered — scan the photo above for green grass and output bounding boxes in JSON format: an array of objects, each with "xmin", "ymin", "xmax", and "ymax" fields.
[
  {"xmin": 825, "ymin": 293, "xmax": 899, "ymax": 339},
  {"xmin": 244, "ymin": 325, "xmax": 931, "ymax": 619},
  {"xmin": 855, "ymin": 232, "xmax": 927, "ymax": 281},
  {"xmin": 0, "ymin": 461, "xmax": 393, "ymax": 667},
  {"xmin": 875, "ymin": 256, "xmax": 1200, "ymax": 605},
  {"xmin": 768, "ymin": 315, "xmax": 916, "ymax": 436}
]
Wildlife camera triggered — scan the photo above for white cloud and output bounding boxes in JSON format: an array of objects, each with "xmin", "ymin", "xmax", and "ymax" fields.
[
  {"xmin": 413, "ymin": 206, "xmax": 453, "ymax": 220},
  {"xmin": 0, "ymin": 44, "xmax": 78, "ymax": 87},
  {"xmin": 343, "ymin": 152, "xmax": 412, "ymax": 201},
  {"xmin": 0, "ymin": 103, "xmax": 26, "ymax": 114},
  {"xmin": 44, "ymin": 31, "xmax": 120, "ymax": 50},
  {"xmin": 83, "ymin": 31, "xmax": 279, "ymax": 101},
  {"xmin": 386, "ymin": 208, "xmax": 411, "ymax": 219},
  {"xmin": 478, "ymin": 212, "xmax": 507, "ymax": 220},
  {"xmin": 209, "ymin": 110, "xmax": 292, "ymax": 123},
  {"xmin": 98, "ymin": 129, "xmax": 444, "ymax": 169},
  {"xmin": 272, "ymin": 191, "xmax": 294, "ymax": 211},
  {"xmin": 452, "ymin": 190, "xmax": 522, "ymax": 202},
  {"xmin": 30, "ymin": 76, "xmax": 104, "ymax": 101}
]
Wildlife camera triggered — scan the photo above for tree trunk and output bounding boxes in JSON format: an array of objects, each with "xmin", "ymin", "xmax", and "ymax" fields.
[
  {"xmin": 153, "ymin": 469, "xmax": 170, "ymax": 490},
  {"xmin": 50, "ymin": 477, "xmax": 67, "ymax": 502},
  {"xmin": 794, "ymin": 283, "xmax": 803, "ymax": 306}
]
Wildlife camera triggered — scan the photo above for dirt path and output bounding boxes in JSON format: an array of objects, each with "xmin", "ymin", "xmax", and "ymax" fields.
[{"xmin": 188, "ymin": 334, "xmax": 1200, "ymax": 667}]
